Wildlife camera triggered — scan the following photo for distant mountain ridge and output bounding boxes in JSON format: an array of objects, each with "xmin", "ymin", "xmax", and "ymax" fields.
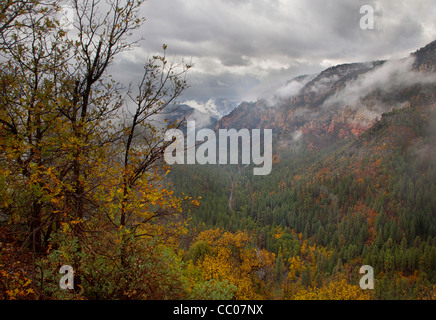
[
  {"xmin": 412, "ymin": 39, "xmax": 436, "ymax": 72},
  {"xmin": 217, "ymin": 39, "xmax": 436, "ymax": 150}
]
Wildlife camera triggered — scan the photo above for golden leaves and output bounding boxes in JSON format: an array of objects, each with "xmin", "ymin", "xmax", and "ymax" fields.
[
  {"xmin": 188, "ymin": 229, "xmax": 274, "ymax": 300},
  {"xmin": 294, "ymin": 277, "xmax": 371, "ymax": 300}
]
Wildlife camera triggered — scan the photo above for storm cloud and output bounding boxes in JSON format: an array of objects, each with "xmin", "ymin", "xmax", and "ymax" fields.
[{"xmin": 111, "ymin": 0, "xmax": 436, "ymax": 107}]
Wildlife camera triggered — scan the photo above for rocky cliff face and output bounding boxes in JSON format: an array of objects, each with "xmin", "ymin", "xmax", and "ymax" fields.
[
  {"xmin": 217, "ymin": 40, "xmax": 436, "ymax": 150},
  {"xmin": 412, "ymin": 39, "xmax": 436, "ymax": 72}
]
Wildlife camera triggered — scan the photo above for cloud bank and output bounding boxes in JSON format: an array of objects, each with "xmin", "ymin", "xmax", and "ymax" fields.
[
  {"xmin": 110, "ymin": 0, "xmax": 436, "ymax": 108},
  {"xmin": 322, "ymin": 56, "xmax": 436, "ymax": 119}
]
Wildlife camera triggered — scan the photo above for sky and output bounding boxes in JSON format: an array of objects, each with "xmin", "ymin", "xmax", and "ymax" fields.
[{"xmin": 111, "ymin": 0, "xmax": 436, "ymax": 107}]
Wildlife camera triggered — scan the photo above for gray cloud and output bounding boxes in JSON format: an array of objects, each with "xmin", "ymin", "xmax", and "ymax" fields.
[{"xmin": 112, "ymin": 0, "xmax": 436, "ymax": 107}]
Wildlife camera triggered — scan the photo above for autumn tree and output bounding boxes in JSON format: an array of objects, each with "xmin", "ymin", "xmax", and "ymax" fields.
[
  {"xmin": 0, "ymin": 0, "xmax": 65, "ymax": 299},
  {"xmin": 185, "ymin": 228, "xmax": 276, "ymax": 300},
  {"xmin": 0, "ymin": 0, "xmax": 192, "ymax": 299},
  {"xmin": 293, "ymin": 276, "xmax": 371, "ymax": 300}
]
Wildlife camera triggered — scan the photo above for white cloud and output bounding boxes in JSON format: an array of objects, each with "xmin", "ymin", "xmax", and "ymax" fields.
[{"xmin": 322, "ymin": 56, "xmax": 436, "ymax": 119}]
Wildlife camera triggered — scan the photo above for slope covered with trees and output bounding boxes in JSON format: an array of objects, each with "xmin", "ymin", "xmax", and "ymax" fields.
[{"xmin": 170, "ymin": 93, "xmax": 436, "ymax": 300}]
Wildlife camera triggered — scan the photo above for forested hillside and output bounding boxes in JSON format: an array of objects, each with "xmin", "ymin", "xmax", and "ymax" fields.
[
  {"xmin": 170, "ymin": 102, "xmax": 436, "ymax": 299},
  {"xmin": 169, "ymin": 42, "xmax": 436, "ymax": 299}
]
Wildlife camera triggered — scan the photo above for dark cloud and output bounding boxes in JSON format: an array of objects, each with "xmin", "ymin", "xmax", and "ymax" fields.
[{"xmin": 113, "ymin": 0, "xmax": 436, "ymax": 105}]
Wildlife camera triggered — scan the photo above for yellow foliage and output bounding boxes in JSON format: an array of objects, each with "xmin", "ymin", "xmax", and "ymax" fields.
[
  {"xmin": 191, "ymin": 229, "xmax": 275, "ymax": 300},
  {"xmin": 294, "ymin": 278, "xmax": 371, "ymax": 300}
]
